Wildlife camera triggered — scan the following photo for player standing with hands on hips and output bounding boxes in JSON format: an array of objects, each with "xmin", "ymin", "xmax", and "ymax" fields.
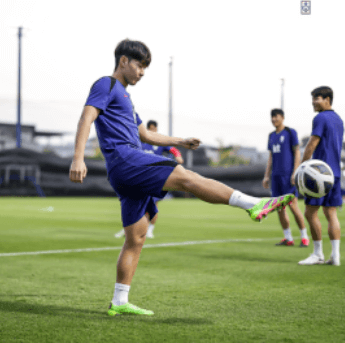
[
  {"xmin": 263, "ymin": 109, "xmax": 309, "ymax": 247},
  {"xmin": 69, "ymin": 39, "xmax": 294, "ymax": 316},
  {"xmin": 298, "ymin": 86, "xmax": 343, "ymax": 266}
]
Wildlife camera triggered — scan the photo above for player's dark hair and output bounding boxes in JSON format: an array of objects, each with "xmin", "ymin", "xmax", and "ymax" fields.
[
  {"xmin": 271, "ymin": 109, "xmax": 284, "ymax": 117},
  {"xmin": 114, "ymin": 39, "xmax": 151, "ymax": 70},
  {"xmin": 147, "ymin": 120, "xmax": 157, "ymax": 129},
  {"xmin": 311, "ymin": 86, "xmax": 333, "ymax": 105}
]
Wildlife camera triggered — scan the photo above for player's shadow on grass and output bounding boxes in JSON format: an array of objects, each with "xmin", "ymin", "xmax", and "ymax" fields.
[
  {"xmin": 0, "ymin": 300, "xmax": 213, "ymax": 325},
  {"xmin": 0, "ymin": 299, "xmax": 103, "ymax": 318},
  {"xmin": 150, "ymin": 317, "xmax": 212, "ymax": 325},
  {"xmin": 106, "ymin": 316, "xmax": 213, "ymax": 325},
  {"xmin": 203, "ymin": 253, "xmax": 292, "ymax": 263}
]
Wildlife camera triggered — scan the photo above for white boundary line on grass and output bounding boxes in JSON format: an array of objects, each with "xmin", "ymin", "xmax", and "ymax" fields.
[
  {"xmin": 0, "ymin": 237, "xmax": 277, "ymax": 257},
  {"xmin": 1, "ymin": 235, "xmax": 342, "ymax": 258}
]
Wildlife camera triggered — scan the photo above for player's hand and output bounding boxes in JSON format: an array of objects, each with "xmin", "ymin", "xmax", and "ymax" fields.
[
  {"xmin": 262, "ymin": 177, "xmax": 270, "ymax": 189},
  {"xmin": 69, "ymin": 159, "xmax": 88, "ymax": 183},
  {"xmin": 180, "ymin": 138, "xmax": 201, "ymax": 150}
]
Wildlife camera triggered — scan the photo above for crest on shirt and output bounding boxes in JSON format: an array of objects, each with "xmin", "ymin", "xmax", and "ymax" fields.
[{"xmin": 280, "ymin": 136, "xmax": 285, "ymax": 143}]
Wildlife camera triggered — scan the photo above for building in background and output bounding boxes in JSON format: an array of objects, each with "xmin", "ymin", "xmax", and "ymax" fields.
[
  {"xmin": 0, "ymin": 122, "xmax": 98, "ymax": 158},
  {"xmin": 0, "ymin": 122, "xmax": 64, "ymax": 152}
]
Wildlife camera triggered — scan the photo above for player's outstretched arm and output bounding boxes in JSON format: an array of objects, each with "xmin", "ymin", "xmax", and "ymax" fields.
[
  {"xmin": 69, "ymin": 106, "xmax": 100, "ymax": 183},
  {"xmin": 301, "ymin": 135, "xmax": 320, "ymax": 163},
  {"xmin": 138, "ymin": 124, "xmax": 201, "ymax": 150}
]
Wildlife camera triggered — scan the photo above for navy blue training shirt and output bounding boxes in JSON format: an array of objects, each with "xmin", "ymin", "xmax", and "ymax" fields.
[
  {"xmin": 268, "ymin": 127, "xmax": 299, "ymax": 176},
  {"xmin": 85, "ymin": 76, "xmax": 142, "ymax": 172},
  {"xmin": 311, "ymin": 110, "xmax": 344, "ymax": 177}
]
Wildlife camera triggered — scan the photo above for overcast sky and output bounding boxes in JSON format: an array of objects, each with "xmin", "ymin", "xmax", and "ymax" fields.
[{"xmin": 1, "ymin": 0, "xmax": 345, "ymax": 151}]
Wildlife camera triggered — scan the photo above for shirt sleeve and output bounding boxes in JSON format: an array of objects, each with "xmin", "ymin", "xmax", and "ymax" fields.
[
  {"xmin": 311, "ymin": 114, "xmax": 326, "ymax": 138},
  {"xmin": 85, "ymin": 77, "xmax": 110, "ymax": 111},
  {"xmin": 136, "ymin": 113, "xmax": 142, "ymax": 126},
  {"xmin": 291, "ymin": 129, "xmax": 299, "ymax": 146}
]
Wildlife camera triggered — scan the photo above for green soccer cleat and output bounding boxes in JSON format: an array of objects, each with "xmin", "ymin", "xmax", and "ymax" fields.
[
  {"xmin": 108, "ymin": 302, "xmax": 154, "ymax": 316},
  {"xmin": 246, "ymin": 194, "xmax": 295, "ymax": 222}
]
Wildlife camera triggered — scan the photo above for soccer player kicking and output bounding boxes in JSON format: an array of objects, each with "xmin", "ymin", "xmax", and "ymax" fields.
[
  {"xmin": 298, "ymin": 86, "xmax": 343, "ymax": 266},
  {"xmin": 263, "ymin": 109, "xmax": 309, "ymax": 247},
  {"xmin": 69, "ymin": 39, "xmax": 294, "ymax": 316},
  {"xmin": 114, "ymin": 120, "xmax": 184, "ymax": 239}
]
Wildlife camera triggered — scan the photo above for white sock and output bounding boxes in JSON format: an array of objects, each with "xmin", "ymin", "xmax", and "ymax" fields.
[
  {"xmin": 313, "ymin": 240, "xmax": 323, "ymax": 257},
  {"xmin": 147, "ymin": 224, "xmax": 155, "ymax": 234},
  {"xmin": 112, "ymin": 283, "xmax": 130, "ymax": 306},
  {"xmin": 229, "ymin": 191, "xmax": 261, "ymax": 210},
  {"xmin": 300, "ymin": 228, "xmax": 308, "ymax": 240},
  {"xmin": 331, "ymin": 240, "xmax": 340, "ymax": 258},
  {"xmin": 283, "ymin": 228, "xmax": 293, "ymax": 241}
]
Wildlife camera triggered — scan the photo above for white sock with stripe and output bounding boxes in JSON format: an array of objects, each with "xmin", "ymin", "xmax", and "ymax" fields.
[
  {"xmin": 331, "ymin": 240, "xmax": 340, "ymax": 258},
  {"xmin": 147, "ymin": 224, "xmax": 155, "ymax": 235},
  {"xmin": 112, "ymin": 283, "xmax": 130, "ymax": 306},
  {"xmin": 300, "ymin": 228, "xmax": 308, "ymax": 239},
  {"xmin": 229, "ymin": 191, "xmax": 261, "ymax": 210},
  {"xmin": 313, "ymin": 241, "xmax": 323, "ymax": 257},
  {"xmin": 283, "ymin": 228, "xmax": 293, "ymax": 241}
]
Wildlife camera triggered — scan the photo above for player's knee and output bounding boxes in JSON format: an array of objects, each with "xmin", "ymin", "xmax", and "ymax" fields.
[
  {"xmin": 322, "ymin": 207, "xmax": 336, "ymax": 221},
  {"xmin": 179, "ymin": 170, "xmax": 198, "ymax": 192},
  {"xmin": 167, "ymin": 166, "xmax": 194, "ymax": 190},
  {"xmin": 125, "ymin": 232, "xmax": 146, "ymax": 247}
]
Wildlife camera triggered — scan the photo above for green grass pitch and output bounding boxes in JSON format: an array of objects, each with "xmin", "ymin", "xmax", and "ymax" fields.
[{"xmin": 0, "ymin": 197, "xmax": 344, "ymax": 343}]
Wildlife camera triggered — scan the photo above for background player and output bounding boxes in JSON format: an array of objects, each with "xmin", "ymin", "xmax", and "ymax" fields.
[
  {"xmin": 263, "ymin": 109, "xmax": 309, "ymax": 247},
  {"xmin": 69, "ymin": 39, "xmax": 294, "ymax": 316},
  {"xmin": 115, "ymin": 120, "xmax": 184, "ymax": 238},
  {"xmin": 298, "ymin": 86, "xmax": 343, "ymax": 266}
]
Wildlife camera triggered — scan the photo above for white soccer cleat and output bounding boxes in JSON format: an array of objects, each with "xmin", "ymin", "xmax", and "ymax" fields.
[
  {"xmin": 114, "ymin": 229, "xmax": 125, "ymax": 238},
  {"xmin": 298, "ymin": 253, "xmax": 325, "ymax": 265},
  {"xmin": 325, "ymin": 255, "xmax": 341, "ymax": 266}
]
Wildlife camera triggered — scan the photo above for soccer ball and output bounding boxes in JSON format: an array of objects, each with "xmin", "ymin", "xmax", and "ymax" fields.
[{"xmin": 294, "ymin": 159, "xmax": 334, "ymax": 198}]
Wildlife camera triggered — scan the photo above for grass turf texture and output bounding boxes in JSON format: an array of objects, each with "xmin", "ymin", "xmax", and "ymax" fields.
[{"xmin": 0, "ymin": 197, "xmax": 344, "ymax": 343}]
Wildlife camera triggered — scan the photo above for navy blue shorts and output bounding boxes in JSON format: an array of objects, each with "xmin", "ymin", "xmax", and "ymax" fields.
[
  {"xmin": 107, "ymin": 145, "xmax": 177, "ymax": 227},
  {"xmin": 271, "ymin": 175, "xmax": 297, "ymax": 197},
  {"xmin": 305, "ymin": 177, "xmax": 342, "ymax": 207}
]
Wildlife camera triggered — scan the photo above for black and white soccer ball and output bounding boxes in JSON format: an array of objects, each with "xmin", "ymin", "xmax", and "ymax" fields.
[{"xmin": 294, "ymin": 159, "xmax": 334, "ymax": 198}]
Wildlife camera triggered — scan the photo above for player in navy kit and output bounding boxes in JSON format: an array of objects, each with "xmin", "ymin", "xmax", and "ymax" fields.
[
  {"xmin": 115, "ymin": 120, "xmax": 184, "ymax": 238},
  {"xmin": 298, "ymin": 87, "xmax": 343, "ymax": 266},
  {"xmin": 263, "ymin": 109, "xmax": 309, "ymax": 247},
  {"xmin": 69, "ymin": 39, "xmax": 294, "ymax": 316}
]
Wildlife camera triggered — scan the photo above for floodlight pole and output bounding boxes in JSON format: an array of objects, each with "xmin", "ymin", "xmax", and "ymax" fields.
[
  {"xmin": 280, "ymin": 78, "xmax": 285, "ymax": 111},
  {"xmin": 16, "ymin": 27, "xmax": 23, "ymax": 148},
  {"xmin": 168, "ymin": 57, "xmax": 173, "ymax": 136}
]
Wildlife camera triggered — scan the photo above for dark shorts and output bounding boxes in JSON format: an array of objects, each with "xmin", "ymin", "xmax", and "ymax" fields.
[
  {"xmin": 305, "ymin": 177, "xmax": 342, "ymax": 207},
  {"xmin": 271, "ymin": 175, "xmax": 298, "ymax": 197},
  {"xmin": 107, "ymin": 145, "xmax": 177, "ymax": 227}
]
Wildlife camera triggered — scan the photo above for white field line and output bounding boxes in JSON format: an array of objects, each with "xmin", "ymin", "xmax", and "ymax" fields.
[
  {"xmin": 0, "ymin": 235, "xmax": 342, "ymax": 258},
  {"xmin": 0, "ymin": 238, "xmax": 277, "ymax": 257}
]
